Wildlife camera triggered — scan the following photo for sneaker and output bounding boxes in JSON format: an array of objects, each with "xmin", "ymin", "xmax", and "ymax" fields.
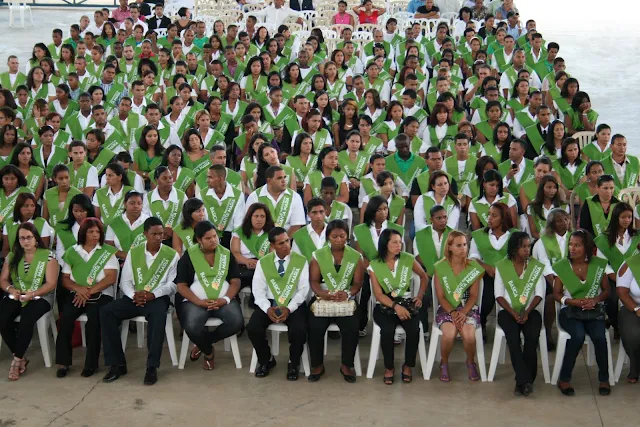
[{"xmin": 394, "ymin": 331, "xmax": 405, "ymax": 345}]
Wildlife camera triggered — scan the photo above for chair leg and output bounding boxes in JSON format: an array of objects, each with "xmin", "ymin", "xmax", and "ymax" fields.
[
  {"xmin": 614, "ymin": 341, "xmax": 628, "ymax": 383},
  {"xmin": 178, "ymin": 332, "xmax": 190, "ymax": 369},
  {"xmin": 551, "ymin": 334, "xmax": 568, "ymax": 385},
  {"xmin": 605, "ymin": 330, "xmax": 615, "ymax": 387},
  {"xmin": 354, "ymin": 344, "xmax": 362, "ymax": 376},
  {"xmin": 271, "ymin": 330, "xmax": 280, "ymax": 356},
  {"xmin": 165, "ymin": 315, "xmax": 178, "ymax": 367},
  {"xmin": 417, "ymin": 323, "xmax": 428, "ymax": 380},
  {"xmin": 425, "ymin": 328, "xmax": 440, "ymax": 380},
  {"xmin": 229, "ymin": 335, "xmax": 242, "ymax": 369},
  {"xmin": 301, "ymin": 344, "xmax": 310, "ymax": 377},
  {"xmin": 136, "ymin": 321, "xmax": 144, "ymax": 348},
  {"xmin": 120, "ymin": 320, "xmax": 130, "ymax": 351},
  {"xmin": 323, "ymin": 330, "xmax": 328, "ymax": 356},
  {"xmin": 539, "ymin": 328, "xmax": 551, "ymax": 384},
  {"xmin": 488, "ymin": 331, "xmax": 504, "ymax": 382},
  {"xmin": 475, "ymin": 327, "xmax": 487, "ymax": 382},
  {"xmin": 365, "ymin": 324, "xmax": 380, "ymax": 378},
  {"xmin": 50, "ymin": 315, "xmax": 57, "ymax": 342},
  {"xmin": 249, "ymin": 349, "xmax": 258, "ymax": 373},
  {"xmin": 36, "ymin": 315, "xmax": 52, "ymax": 368},
  {"xmin": 81, "ymin": 321, "xmax": 87, "ymax": 347}
]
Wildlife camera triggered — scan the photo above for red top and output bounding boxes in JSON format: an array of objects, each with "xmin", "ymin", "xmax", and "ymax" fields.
[{"xmin": 358, "ymin": 10, "xmax": 379, "ymax": 24}]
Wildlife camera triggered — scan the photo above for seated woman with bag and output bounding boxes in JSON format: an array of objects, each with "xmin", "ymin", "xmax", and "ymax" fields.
[{"xmin": 308, "ymin": 219, "xmax": 365, "ymax": 383}]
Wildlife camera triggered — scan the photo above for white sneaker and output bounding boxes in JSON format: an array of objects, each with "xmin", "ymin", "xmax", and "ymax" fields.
[
  {"xmin": 359, "ymin": 328, "xmax": 367, "ymax": 337},
  {"xmin": 394, "ymin": 331, "xmax": 405, "ymax": 345}
]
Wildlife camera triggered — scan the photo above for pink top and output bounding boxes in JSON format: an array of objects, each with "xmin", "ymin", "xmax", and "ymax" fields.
[{"xmin": 334, "ymin": 12, "xmax": 352, "ymax": 25}]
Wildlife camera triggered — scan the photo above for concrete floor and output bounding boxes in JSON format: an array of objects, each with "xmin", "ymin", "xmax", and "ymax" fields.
[{"xmin": 0, "ymin": 313, "xmax": 637, "ymax": 427}]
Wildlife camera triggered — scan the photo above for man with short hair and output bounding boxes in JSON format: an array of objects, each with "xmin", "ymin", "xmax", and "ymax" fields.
[
  {"xmin": 523, "ymin": 105, "xmax": 552, "ymax": 158},
  {"xmin": 513, "ymin": 90, "xmax": 543, "ymax": 138},
  {"xmin": 385, "ymin": 134, "xmax": 427, "ymax": 193},
  {"xmin": 0, "ymin": 56, "xmax": 26, "ymax": 93},
  {"xmin": 292, "ymin": 198, "xmax": 327, "ymax": 261},
  {"xmin": 499, "ymin": 49, "xmax": 540, "ymax": 99},
  {"xmin": 121, "ymin": 4, "xmax": 148, "ymax": 33},
  {"xmin": 67, "ymin": 140, "xmax": 99, "ymax": 196},
  {"xmin": 251, "ymin": 0, "xmax": 304, "ymax": 28},
  {"xmin": 246, "ymin": 166, "xmax": 306, "ymax": 237},
  {"xmin": 109, "ymin": 96, "xmax": 145, "ymax": 151},
  {"xmin": 195, "ymin": 146, "xmax": 242, "ymax": 191},
  {"xmin": 247, "ymin": 226, "xmax": 310, "ymax": 380},
  {"xmin": 148, "ymin": 4, "xmax": 171, "ymax": 31},
  {"xmin": 112, "ymin": 0, "xmax": 132, "ymax": 23},
  {"xmin": 65, "ymin": 92, "xmax": 93, "ymax": 140},
  {"xmin": 197, "ymin": 164, "xmax": 245, "ymax": 249},
  {"xmin": 133, "ymin": 103, "xmax": 180, "ymax": 148},
  {"xmin": 411, "ymin": 147, "xmax": 457, "ymax": 205},
  {"xmin": 499, "ymin": 139, "xmax": 536, "ymax": 195},
  {"xmin": 601, "ymin": 134, "xmax": 640, "ymax": 189},
  {"xmin": 101, "ymin": 216, "xmax": 180, "ymax": 385},
  {"xmin": 86, "ymin": 10, "xmax": 105, "ymax": 36}
]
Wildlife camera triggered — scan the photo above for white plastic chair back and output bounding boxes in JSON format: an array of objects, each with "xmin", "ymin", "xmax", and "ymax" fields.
[
  {"xmin": 572, "ymin": 131, "xmax": 596, "ymax": 150},
  {"xmin": 618, "ymin": 187, "xmax": 640, "ymax": 211}
]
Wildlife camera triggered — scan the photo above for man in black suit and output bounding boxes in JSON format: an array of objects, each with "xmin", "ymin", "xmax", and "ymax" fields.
[
  {"xmin": 147, "ymin": 4, "xmax": 171, "ymax": 31},
  {"xmin": 290, "ymin": 0, "xmax": 314, "ymax": 11}
]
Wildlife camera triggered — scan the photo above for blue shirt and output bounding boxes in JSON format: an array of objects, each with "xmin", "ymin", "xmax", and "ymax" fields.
[{"xmin": 407, "ymin": 0, "xmax": 425, "ymax": 13}]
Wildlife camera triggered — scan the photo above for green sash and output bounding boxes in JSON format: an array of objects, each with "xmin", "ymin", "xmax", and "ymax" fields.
[
  {"xmin": 286, "ymin": 154, "xmax": 317, "ymax": 184},
  {"xmin": 601, "ymin": 155, "xmax": 640, "ymax": 190},
  {"xmin": 553, "ymin": 257, "xmax": 607, "ymax": 299},
  {"xmin": 9, "ymin": 248, "xmax": 49, "ymax": 305},
  {"xmin": 582, "ymin": 143, "xmax": 611, "ymax": 162},
  {"xmin": 108, "ymin": 215, "xmax": 146, "ymax": 251},
  {"xmin": 434, "ymin": 259, "xmax": 485, "ymax": 308},
  {"xmin": 594, "ymin": 233, "xmax": 640, "ymax": 273},
  {"xmin": 308, "ymin": 170, "xmax": 346, "ymax": 198},
  {"xmin": 258, "ymin": 189, "xmax": 294, "ymax": 228},
  {"xmin": 327, "ymin": 201, "xmax": 348, "ymax": 222},
  {"xmin": 293, "ymin": 226, "xmax": 327, "ymax": 261},
  {"xmin": 625, "ymin": 253, "xmax": 640, "ymax": 285},
  {"xmin": 553, "ymin": 160, "xmax": 586, "ymax": 191},
  {"xmin": 444, "ymin": 156, "xmax": 476, "ymax": 195},
  {"xmin": 0, "ymin": 187, "xmax": 28, "ymax": 225},
  {"xmin": 524, "ymin": 124, "xmax": 546, "ymax": 154},
  {"xmin": 471, "ymin": 229, "xmax": 514, "ymax": 266},
  {"xmin": 200, "ymin": 186, "xmax": 241, "ymax": 232},
  {"xmin": 540, "ymin": 233, "xmax": 569, "ymax": 266},
  {"xmin": 67, "ymin": 161, "xmax": 93, "ymax": 189},
  {"xmin": 471, "ymin": 195, "xmax": 511, "ymax": 227},
  {"xmin": 314, "ymin": 245, "xmax": 360, "ymax": 292},
  {"xmin": 188, "ymin": 245, "xmax": 230, "ymax": 299},
  {"xmin": 63, "ymin": 244, "xmax": 117, "ymax": 286},
  {"xmin": 0, "ymin": 72, "xmax": 26, "ymax": 92},
  {"xmin": 586, "ymin": 196, "xmax": 617, "ymax": 236},
  {"xmin": 261, "ymin": 251, "xmax": 307, "ymax": 306},
  {"xmin": 236, "ymin": 227, "xmax": 270, "ymax": 259},
  {"xmin": 422, "ymin": 194, "xmax": 457, "ymax": 224},
  {"xmin": 264, "ymin": 105, "xmax": 296, "ymax": 129},
  {"xmin": 353, "ymin": 222, "xmax": 404, "ymax": 261},
  {"xmin": 499, "ymin": 159, "xmax": 535, "ymax": 194},
  {"xmin": 530, "ymin": 204, "xmax": 568, "ymax": 235},
  {"xmin": 415, "ymin": 226, "xmax": 451, "ymax": 276},
  {"xmin": 385, "ymin": 154, "xmax": 426, "ymax": 188},
  {"xmin": 310, "ymin": 129, "xmax": 332, "ymax": 153},
  {"xmin": 338, "ymin": 151, "xmax": 368, "ymax": 179},
  {"xmin": 428, "ymin": 125, "xmax": 458, "ymax": 150},
  {"xmin": 185, "ymin": 155, "xmax": 211, "ymax": 178},
  {"xmin": 496, "ymin": 258, "xmax": 545, "ymax": 312},
  {"xmin": 147, "ymin": 189, "xmax": 186, "ymax": 229},
  {"xmin": 6, "ymin": 218, "xmax": 46, "ymax": 250},
  {"xmin": 55, "ymin": 223, "xmax": 76, "ymax": 254},
  {"xmin": 35, "ymin": 146, "xmax": 70, "ymax": 178},
  {"xmin": 133, "ymin": 148, "xmax": 163, "ymax": 173},
  {"xmin": 130, "ymin": 244, "xmax": 177, "ymax": 292},
  {"xmin": 96, "ymin": 186, "xmax": 132, "ymax": 226},
  {"xmin": 370, "ymin": 252, "xmax": 414, "ymax": 297},
  {"xmin": 90, "ymin": 148, "xmax": 115, "ymax": 175}
]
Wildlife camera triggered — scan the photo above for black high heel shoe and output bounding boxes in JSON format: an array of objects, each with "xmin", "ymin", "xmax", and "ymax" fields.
[{"xmin": 340, "ymin": 365, "xmax": 356, "ymax": 383}]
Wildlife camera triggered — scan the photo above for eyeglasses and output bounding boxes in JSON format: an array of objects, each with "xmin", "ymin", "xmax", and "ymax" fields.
[{"xmin": 18, "ymin": 236, "xmax": 34, "ymax": 242}]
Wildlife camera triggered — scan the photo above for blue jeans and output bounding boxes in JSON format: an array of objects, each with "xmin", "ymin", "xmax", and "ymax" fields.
[
  {"xmin": 180, "ymin": 299, "xmax": 244, "ymax": 355},
  {"xmin": 558, "ymin": 307, "xmax": 609, "ymax": 383}
]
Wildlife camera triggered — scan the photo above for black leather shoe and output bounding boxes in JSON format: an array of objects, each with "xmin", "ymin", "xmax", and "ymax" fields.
[
  {"xmin": 81, "ymin": 368, "xmax": 96, "ymax": 378},
  {"xmin": 513, "ymin": 385, "xmax": 522, "ymax": 396},
  {"xmin": 255, "ymin": 357, "xmax": 276, "ymax": 378},
  {"xmin": 599, "ymin": 385, "xmax": 611, "ymax": 396},
  {"xmin": 103, "ymin": 365, "xmax": 127, "ymax": 383},
  {"xmin": 56, "ymin": 366, "xmax": 69, "ymax": 378},
  {"xmin": 287, "ymin": 363, "xmax": 299, "ymax": 381},
  {"xmin": 557, "ymin": 382, "xmax": 575, "ymax": 396},
  {"xmin": 307, "ymin": 366, "xmax": 325, "ymax": 382},
  {"xmin": 522, "ymin": 383, "xmax": 534, "ymax": 397},
  {"xmin": 144, "ymin": 367, "xmax": 158, "ymax": 385},
  {"xmin": 340, "ymin": 366, "xmax": 356, "ymax": 383}
]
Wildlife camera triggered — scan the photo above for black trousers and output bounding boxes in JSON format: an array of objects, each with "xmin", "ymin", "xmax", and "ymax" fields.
[
  {"xmin": 480, "ymin": 275, "xmax": 496, "ymax": 328},
  {"xmin": 56, "ymin": 293, "xmax": 113, "ymax": 369},
  {"xmin": 220, "ymin": 231, "xmax": 232, "ymax": 250},
  {"xmin": 100, "ymin": 296, "xmax": 170, "ymax": 369},
  {"xmin": 358, "ymin": 273, "xmax": 371, "ymax": 331},
  {"xmin": 373, "ymin": 304, "xmax": 420, "ymax": 370},
  {"xmin": 0, "ymin": 297, "xmax": 51, "ymax": 359},
  {"xmin": 247, "ymin": 302, "xmax": 308, "ymax": 366},
  {"xmin": 308, "ymin": 301, "xmax": 360, "ymax": 368},
  {"xmin": 605, "ymin": 277, "xmax": 619, "ymax": 330},
  {"xmin": 619, "ymin": 306, "xmax": 640, "ymax": 379},
  {"xmin": 497, "ymin": 309, "xmax": 542, "ymax": 386}
]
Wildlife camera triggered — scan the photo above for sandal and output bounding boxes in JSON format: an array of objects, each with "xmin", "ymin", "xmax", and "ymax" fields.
[
  {"xmin": 401, "ymin": 364, "xmax": 412, "ymax": 383},
  {"xmin": 203, "ymin": 349, "xmax": 215, "ymax": 370},
  {"xmin": 19, "ymin": 358, "xmax": 29, "ymax": 375},
  {"xmin": 628, "ymin": 375, "xmax": 638, "ymax": 384},
  {"xmin": 190, "ymin": 346, "xmax": 202, "ymax": 362},
  {"xmin": 383, "ymin": 369, "xmax": 394, "ymax": 385},
  {"xmin": 466, "ymin": 361, "xmax": 480, "ymax": 382},
  {"xmin": 439, "ymin": 363, "xmax": 451, "ymax": 382},
  {"xmin": 9, "ymin": 358, "xmax": 21, "ymax": 381}
]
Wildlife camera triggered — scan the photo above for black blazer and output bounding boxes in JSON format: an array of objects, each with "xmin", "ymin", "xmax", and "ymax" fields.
[
  {"xmin": 290, "ymin": 0, "xmax": 314, "ymax": 11},
  {"xmin": 148, "ymin": 15, "xmax": 172, "ymax": 30}
]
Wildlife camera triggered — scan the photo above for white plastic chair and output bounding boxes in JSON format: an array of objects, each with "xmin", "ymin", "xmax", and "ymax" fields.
[
  {"xmin": 178, "ymin": 318, "xmax": 242, "ymax": 369},
  {"xmin": 425, "ymin": 277, "xmax": 488, "ymax": 381},
  {"xmin": 550, "ymin": 302, "xmax": 615, "ymax": 386},
  {"xmin": 249, "ymin": 323, "xmax": 311, "ymax": 376},
  {"xmin": 440, "ymin": 12, "xmax": 458, "ymax": 25},
  {"xmin": 614, "ymin": 339, "xmax": 629, "ymax": 383},
  {"xmin": 351, "ymin": 31, "xmax": 373, "ymax": 41},
  {"xmin": 365, "ymin": 273, "xmax": 429, "ymax": 379},
  {"xmin": 487, "ymin": 299, "xmax": 551, "ymax": 383},
  {"xmin": 120, "ymin": 311, "xmax": 179, "ymax": 367},
  {"xmin": 0, "ymin": 310, "xmax": 57, "ymax": 367},
  {"xmin": 322, "ymin": 323, "xmax": 363, "ymax": 376},
  {"xmin": 154, "ymin": 28, "xmax": 168, "ymax": 38},
  {"xmin": 8, "ymin": 0, "xmax": 33, "ymax": 28},
  {"xmin": 572, "ymin": 131, "xmax": 596, "ymax": 150}
]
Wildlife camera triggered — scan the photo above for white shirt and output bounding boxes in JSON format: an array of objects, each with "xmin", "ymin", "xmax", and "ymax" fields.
[
  {"xmin": 245, "ymin": 186, "xmax": 306, "ymax": 231},
  {"xmin": 71, "ymin": 162, "xmax": 99, "ymax": 189},
  {"xmin": 105, "ymin": 212, "xmax": 150, "ymax": 251},
  {"xmin": 252, "ymin": 254, "xmax": 310, "ymax": 313},
  {"xmin": 91, "ymin": 185, "xmax": 126, "ymax": 208},
  {"xmin": 502, "ymin": 157, "xmax": 527, "ymax": 188},
  {"xmin": 62, "ymin": 244, "xmax": 120, "ymax": 298},
  {"xmin": 513, "ymin": 110, "xmax": 536, "ymax": 138},
  {"xmin": 612, "ymin": 156, "xmax": 630, "ymax": 186},
  {"xmin": 494, "ymin": 262, "xmax": 546, "ymax": 311},
  {"xmin": 251, "ymin": 5, "xmax": 302, "ymax": 28},
  {"xmin": 596, "ymin": 230, "xmax": 633, "ymax": 275},
  {"xmin": 131, "ymin": 97, "xmax": 148, "ymax": 115},
  {"xmin": 99, "ymin": 171, "xmax": 145, "ymax": 193},
  {"xmin": 3, "ymin": 219, "xmax": 53, "ymax": 240},
  {"xmin": 142, "ymin": 187, "xmax": 183, "ymax": 222},
  {"xmin": 358, "ymin": 172, "xmax": 409, "ymax": 208},
  {"xmin": 469, "ymin": 229, "xmax": 512, "ymax": 261},
  {"xmin": 414, "ymin": 191, "xmax": 460, "ymax": 231},
  {"xmin": 532, "ymin": 232, "xmax": 569, "ymax": 277},
  {"xmin": 617, "ymin": 263, "xmax": 640, "ymax": 305},
  {"xmin": 120, "ymin": 242, "xmax": 179, "ymax": 299},
  {"xmin": 422, "ymin": 124, "xmax": 449, "ymax": 148},
  {"xmin": 56, "ymin": 222, "xmax": 79, "ymax": 267},
  {"xmin": 353, "ymin": 220, "xmax": 393, "ymax": 257},
  {"xmin": 197, "ymin": 184, "xmax": 246, "ymax": 232},
  {"xmin": 412, "ymin": 226, "xmax": 446, "ymax": 259},
  {"xmin": 292, "ymin": 224, "xmax": 327, "ymax": 257},
  {"xmin": 232, "ymin": 229, "xmax": 266, "ymax": 259}
]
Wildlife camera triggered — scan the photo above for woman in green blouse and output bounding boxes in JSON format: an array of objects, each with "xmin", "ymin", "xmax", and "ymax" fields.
[{"xmin": 133, "ymin": 125, "xmax": 164, "ymax": 188}]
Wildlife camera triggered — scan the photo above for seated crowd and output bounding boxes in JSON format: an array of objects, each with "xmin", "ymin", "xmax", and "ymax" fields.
[{"xmin": 0, "ymin": 0, "xmax": 638, "ymax": 398}]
